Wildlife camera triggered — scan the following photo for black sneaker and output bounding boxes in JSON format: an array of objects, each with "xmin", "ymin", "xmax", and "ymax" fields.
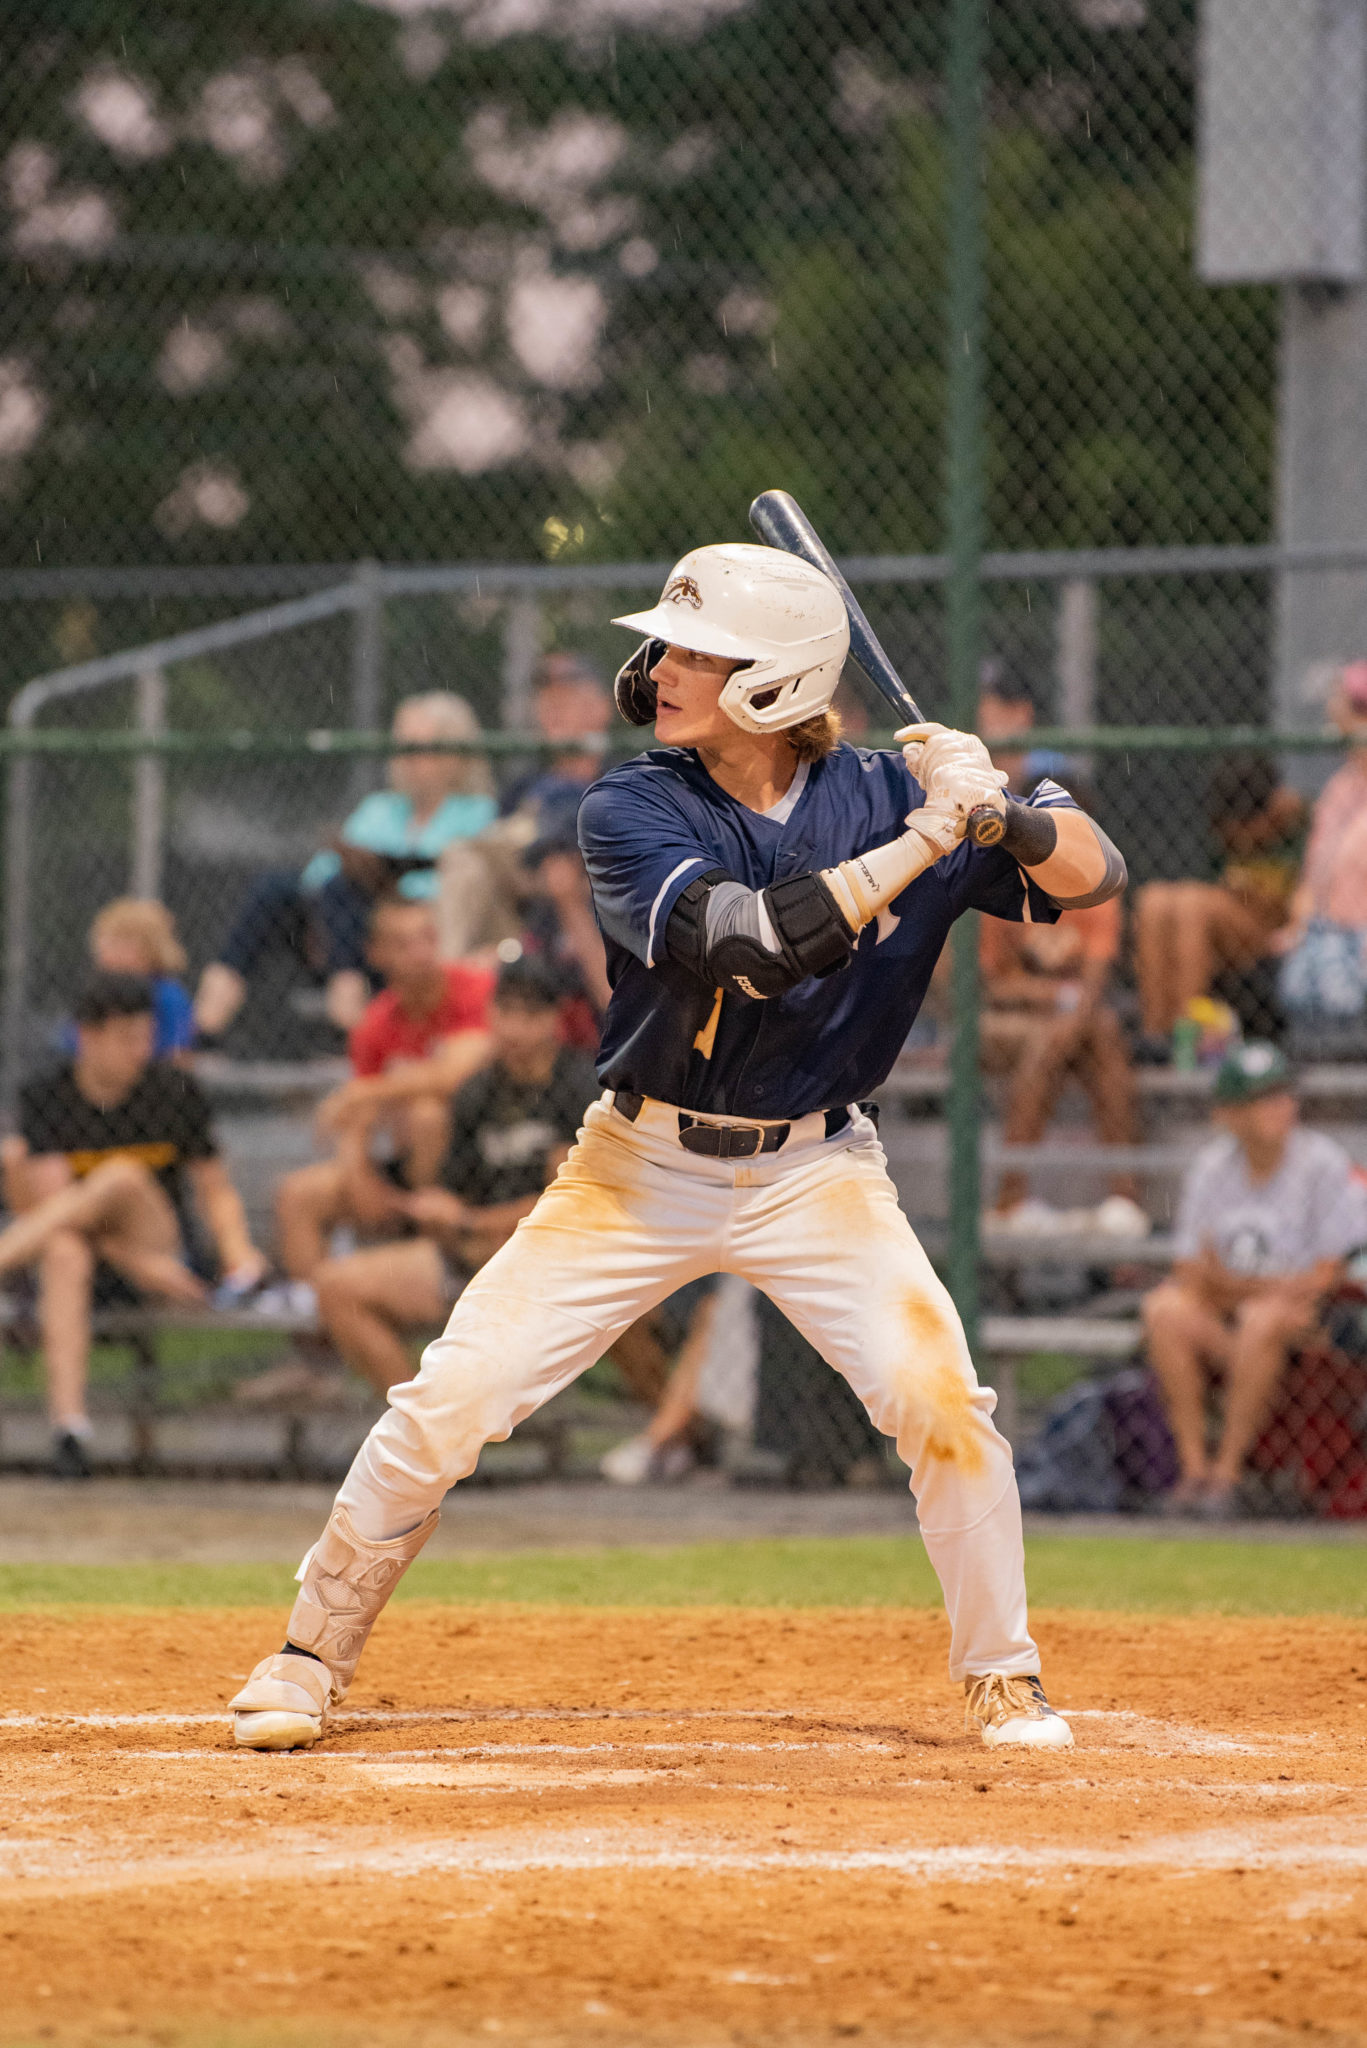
[{"xmin": 52, "ymin": 1430, "xmax": 93, "ymax": 1480}]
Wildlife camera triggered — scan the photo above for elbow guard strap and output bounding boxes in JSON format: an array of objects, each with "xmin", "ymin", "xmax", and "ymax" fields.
[{"xmin": 666, "ymin": 869, "xmax": 855, "ymax": 1000}]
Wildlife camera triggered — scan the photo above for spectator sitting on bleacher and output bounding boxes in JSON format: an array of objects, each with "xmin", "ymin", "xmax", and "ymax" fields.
[
  {"xmin": 1277, "ymin": 662, "xmax": 1367, "ymax": 1031},
  {"xmin": 435, "ymin": 655, "xmax": 610, "ymax": 962},
  {"xmin": 980, "ymin": 868, "xmax": 1148, "ymax": 1239},
  {"xmin": 71, "ymin": 899, "xmax": 195, "ymax": 1062},
  {"xmin": 0, "ymin": 973, "xmax": 266, "ymax": 1479},
  {"xmin": 518, "ymin": 812, "xmax": 612, "ymax": 1037},
  {"xmin": 194, "ymin": 692, "xmax": 496, "ymax": 1042},
  {"xmin": 241, "ymin": 897, "xmax": 494, "ymax": 1385},
  {"xmin": 1143, "ymin": 1040, "xmax": 1367, "ymax": 1520},
  {"xmin": 1134, "ymin": 754, "xmax": 1305, "ymax": 1057},
  {"xmin": 308, "ymin": 957, "xmax": 597, "ymax": 1392}
]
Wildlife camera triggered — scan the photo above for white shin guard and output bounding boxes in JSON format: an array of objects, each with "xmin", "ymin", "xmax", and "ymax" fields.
[
  {"xmin": 229, "ymin": 1504, "xmax": 440, "ymax": 1750},
  {"xmin": 285, "ymin": 1503, "xmax": 441, "ymax": 1698}
]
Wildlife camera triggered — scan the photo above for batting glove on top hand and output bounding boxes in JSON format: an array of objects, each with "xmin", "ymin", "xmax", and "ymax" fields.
[{"xmin": 896, "ymin": 721, "xmax": 1007, "ymax": 821}]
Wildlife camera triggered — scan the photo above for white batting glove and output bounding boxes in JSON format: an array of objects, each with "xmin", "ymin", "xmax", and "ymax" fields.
[
  {"xmin": 903, "ymin": 791, "xmax": 968, "ymax": 857},
  {"xmin": 896, "ymin": 720, "xmax": 997, "ymax": 791},
  {"xmin": 929, "ymin": 763, "xmax": 1009, "ymax": 823}
]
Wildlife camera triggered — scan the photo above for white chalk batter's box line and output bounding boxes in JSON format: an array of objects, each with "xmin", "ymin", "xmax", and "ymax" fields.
[
  {"xmin": 0, "ymin": 1706, "xmax": 887, "ymax": 1730},
  {"xmin": 5, "ymin": 1823, "xmax": 1367, "ymax": 1890},
  {"xmin": 0, "ymin": 1708, "xmax": 1314, "ymax": 1767},
  {"xmin": 86, "ymin": 1752, "xmax": 1362, "ymax": 1796}
]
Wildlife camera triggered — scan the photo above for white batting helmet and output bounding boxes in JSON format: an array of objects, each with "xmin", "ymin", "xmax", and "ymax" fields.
[{"xmin": 612, "ymin": 542, "xmax": 849, "ymax": 735}]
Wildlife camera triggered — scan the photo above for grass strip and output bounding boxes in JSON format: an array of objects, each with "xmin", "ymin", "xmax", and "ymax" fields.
[{"xmin": 0, "ymin": 1533, "xmax": 1364, "ymax": 1615}]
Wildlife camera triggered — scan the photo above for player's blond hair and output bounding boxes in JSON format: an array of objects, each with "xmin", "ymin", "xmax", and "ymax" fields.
[
  {"xmin": 89, "ymin": 897, "xmax": 188, "ymax": 977},
  {"xmin": 787, "ymin": 707, "xmax": 843, "ymax": 763}
]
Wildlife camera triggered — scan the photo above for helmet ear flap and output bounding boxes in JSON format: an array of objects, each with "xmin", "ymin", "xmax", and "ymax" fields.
[{"xmin": 614, "ymin": 638, "xmax": 664, "ymax": 726}]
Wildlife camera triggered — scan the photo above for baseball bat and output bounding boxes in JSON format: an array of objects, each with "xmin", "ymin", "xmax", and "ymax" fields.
[{"xmin": 748, "ymin": 488, "xmax": 1006, "ymax": 848}]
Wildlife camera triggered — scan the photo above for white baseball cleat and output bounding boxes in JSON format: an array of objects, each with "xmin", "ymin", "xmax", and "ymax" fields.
[
  {"xmin": 229, "ymin": 1650, "xmax": 335, "ymax": 1750},
  {"xmin": 964, "ymin": 1672, "xmax": 1075, "ymax": 1750}
]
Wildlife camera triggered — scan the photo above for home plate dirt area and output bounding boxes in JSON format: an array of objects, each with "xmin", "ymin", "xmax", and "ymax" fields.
[{"xmin": 2, "ymin": 1608, "xmax": 1366, "ymax": 2048}]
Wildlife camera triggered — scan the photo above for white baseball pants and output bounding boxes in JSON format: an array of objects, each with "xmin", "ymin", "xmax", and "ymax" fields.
[{"xmin": 335, "ymin": 1095, "xmax": 1039, "ymax": 1682}]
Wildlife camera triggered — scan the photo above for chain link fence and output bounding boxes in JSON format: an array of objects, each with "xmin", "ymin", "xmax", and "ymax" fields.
[{"xmin": 0, "ymin": 4, "xmax": 1274, "ymax": 591}]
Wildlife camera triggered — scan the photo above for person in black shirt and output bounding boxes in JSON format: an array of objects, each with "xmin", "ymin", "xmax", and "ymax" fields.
[
  {"xmin": 312, "ymin": 959, "xmax": 596, "ymax": 1392},
  {"xmin": 0, "ymin": 973, "xmax": 265, "ymax": 1476}
]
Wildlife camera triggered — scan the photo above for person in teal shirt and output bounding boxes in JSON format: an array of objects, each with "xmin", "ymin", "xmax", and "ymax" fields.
[{"xmin": 194, "ymin": 693, "xmax": 497, "ymax": 1041}]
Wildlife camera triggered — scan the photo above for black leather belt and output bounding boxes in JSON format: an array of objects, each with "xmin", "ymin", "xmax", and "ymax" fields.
[
  {"xmin": 612, "ymin": 1091, "xmax": 863, "ymax": 1158},
  {"xmin": 678, "ymin": 1113, "xmax": 789, "ymax": 1159}
]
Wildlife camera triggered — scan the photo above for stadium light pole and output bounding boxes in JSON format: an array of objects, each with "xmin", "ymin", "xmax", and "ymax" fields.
[{"xmin": 944, "ymin": 0, "xmax": 989, "ymax": 1352}]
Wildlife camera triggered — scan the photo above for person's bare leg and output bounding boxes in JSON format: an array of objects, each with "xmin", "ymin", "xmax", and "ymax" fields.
[
  {"xmin": 1142, "ymin": 1279, "xmax": 1230, "ymax": 1484},
  {"xmin": 646, "ymin": 1291, "xmax": 721, "ymax": 1448},
  {"xmin": 1, "ymin": 1136, "xmax": 38, "ymax": 1217},
  {"xmin": 399, "ymin": 1095, "xmax": 451, "ymax": 1189},
  {"xmin": 39, "ymin": 1228, "xmax": 95, "ymax": 1429},
  {"xmin": 995, "ymin": 1020, "xmax": 1075, "ymax": 1213},
  {"xmin": 0, "ymin": 1159, "xmax": 203, "ymax": 1303},
  {"xmin": 1134, "ymin": 883, "xmax": 1179, "ymax": 1036},
  {"xmin": 275, "ymin": 1161, "xmax": 348, "ymax": 1282},
  {"xmin": 1210, "ymin": 1293, "xmax": 1309, "ymax": 1488},
  {"xmin": 608, "ymin": 1313, "xmax": 672, "ymax": 1405},
  {"xmin": 1167, "ymin": 884, "xmax": 1268, "ymax": 1021},
  {"xmin": 314, "ymin": 1240, "xmax": 446, "ymax": 1394},
  {"xmin": 1077, "ymin": 1011, "xmax": 1141, "ymax": 1204}
]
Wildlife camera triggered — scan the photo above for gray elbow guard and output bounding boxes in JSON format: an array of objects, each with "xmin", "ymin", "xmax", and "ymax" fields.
[
  {"xmin": 1046, "ymin": 818, "xmax": 1128, "ymax": 909},
  {"xmin": 997, "ymin": 801, "xmax": 1127, "ymax": 908}
]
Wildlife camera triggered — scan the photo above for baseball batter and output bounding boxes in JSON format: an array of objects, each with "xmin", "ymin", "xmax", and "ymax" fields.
[{"xmin": 230, "ymin": 542, "xmax": 1126, "ymax": 1753}]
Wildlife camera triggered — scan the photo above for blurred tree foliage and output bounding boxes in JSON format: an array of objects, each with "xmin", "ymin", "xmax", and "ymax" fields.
[{"xmin": 0, "ymin": 0, "xmax": 1274, "ymax": 570}]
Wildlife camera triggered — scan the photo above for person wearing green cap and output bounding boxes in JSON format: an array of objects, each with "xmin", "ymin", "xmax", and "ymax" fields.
[{"xmin": 1143, "ymin": 1040, "xmax": 1367, "ymax": 1518}]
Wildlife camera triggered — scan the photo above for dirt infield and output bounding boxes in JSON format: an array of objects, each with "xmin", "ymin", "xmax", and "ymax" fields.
[{"xmin": 2, "ymin": 1606, "xmax": 1365, "ymax": 2048}]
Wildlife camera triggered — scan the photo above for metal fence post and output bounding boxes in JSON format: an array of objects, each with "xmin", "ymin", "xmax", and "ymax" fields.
[
  {"xmin": 1, "ymin": 740, "xmax": 34, "ymax": 1120},
  {"xmin": 944, "ymin": 0, "xmax": 989, "ymax": 1353},
  {"xmin": 502, "ymin": 594, "xmax": 542, "ymax": 732},
  {"xmin": 348, "ymin": 560, "xmax": 383, "ymax": 801},
  {"xmin": 1056, "ymin": 578, "xmax": 1098, "ymax": 780},
  {"xmin": 130, "ymin": 665, "xmax": 167, "ymax": 900}
]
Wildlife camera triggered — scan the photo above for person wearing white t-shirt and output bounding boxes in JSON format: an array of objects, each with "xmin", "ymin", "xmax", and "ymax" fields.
[{"xmin": 1144, "ymin": 1041, "xmax": 1367, "ymax": 1519}]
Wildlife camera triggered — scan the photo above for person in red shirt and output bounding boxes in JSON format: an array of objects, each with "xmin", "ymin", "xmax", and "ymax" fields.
[{"xmin": 263, "ymin": 897, "xmax": 493, "ymax": 1334}]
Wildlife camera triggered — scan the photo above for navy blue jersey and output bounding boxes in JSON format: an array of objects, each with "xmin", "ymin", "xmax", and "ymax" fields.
[{"xmin": 578, "ymin": 742, "xmax": 1076, "ymax": 1120}]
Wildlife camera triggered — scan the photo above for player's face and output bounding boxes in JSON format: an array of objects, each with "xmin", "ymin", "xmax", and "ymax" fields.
[{"xmin": 651, "ymin": 644, "xmax": 743, "ymax": 748}]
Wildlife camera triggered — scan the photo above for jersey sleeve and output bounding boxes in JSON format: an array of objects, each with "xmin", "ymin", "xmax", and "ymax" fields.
[
  {"xmin": 941, "ymin": 779, "xmax": 1081, "ymax": 925},
  {"xmin": 577, "ymin": 772, "xmax": 716, "ymax": 968}
]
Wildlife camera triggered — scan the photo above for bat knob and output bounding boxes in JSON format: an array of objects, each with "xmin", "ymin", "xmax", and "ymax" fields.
[{"xmin": 967, "ymin": 804, "xmax": 1007, "ymax": 848}]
